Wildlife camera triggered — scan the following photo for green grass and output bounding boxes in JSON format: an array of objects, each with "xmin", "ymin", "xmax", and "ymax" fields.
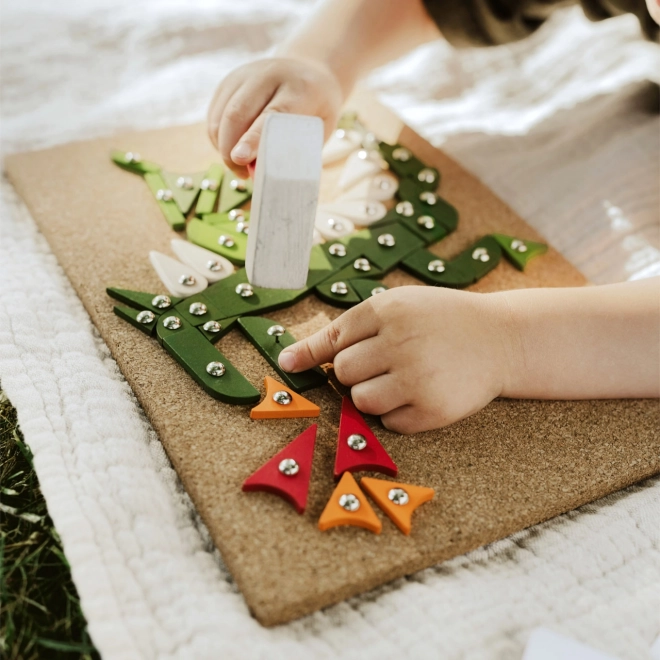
[{"xmin": 0, "ymin": 389, "xmax": 99, "ymax": 659}]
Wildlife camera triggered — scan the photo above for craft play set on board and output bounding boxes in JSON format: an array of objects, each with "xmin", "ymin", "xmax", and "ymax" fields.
[{"xmin": 6, "ymin": 92, "xmax": 658, "ymax": 626}]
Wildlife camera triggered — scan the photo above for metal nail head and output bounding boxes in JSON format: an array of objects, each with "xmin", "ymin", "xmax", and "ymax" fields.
[
  {"xmin": 347, "ymin": 433, "xmax": 367, "ymax": 451},
  {"xmin": 206, "ymin": 361, "xmax": 226, "ymax": 377},
  {"xmin": 388, "ymin": 487, "xmax": 409, "ymax": 506},
  {"xmin": 339, "ymin": 493, "xmax": 360, "ymax": 512},
  {"xmin": 278, "ymin": 458, "xmax": 299, "ymax": 476}
]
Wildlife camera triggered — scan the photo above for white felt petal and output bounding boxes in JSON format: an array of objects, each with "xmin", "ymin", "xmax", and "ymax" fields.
[
  {"xmin": 170, "ymin": 239, "xmax": 234, "ymax": 283},
  {"xmin": 149, "ymin": 251, "xmax": 208, "ymax": 297},
  {"xmin": 314, "ymin": 210, "xmax": 355, "ymax": 240},
  {"xmin": 321, "ymin": 129, "xmax": 362, "ymax": 165},
  {"xmin": 318, "ymin": 200, "xmax": 387, "ymax": 226},
  {"xmin": 337, "ymin": 150, "xmax": 387, "ymax": 190},
  {"xmin": 338, "ymin": 173, "xmax": 399, "ymax": 202}
]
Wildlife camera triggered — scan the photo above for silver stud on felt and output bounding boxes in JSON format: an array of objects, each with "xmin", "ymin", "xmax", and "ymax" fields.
[
  {"xmin": 377, "ymin": 233, "xmax": 396, "ymax": 247},
  {"xmin": 511, "ymin": 239, "xmax": 528, "ymax": 253},
  {"xmin": 328, "ymin": 243, "xmax": 347, "ymax": 257},
  {"xmin": 228, "ymin": 209, "xmax": 245, "ymax": 221},
  {"xmin": 419, "ymin": 191, "xmax": 437, "ymax": 206},
  {"xmin": 365, "ymin": 203, "xmax": 381, "ymax": 216},
  {"xmin": 428, "ymin": 259, "xmax": 446, "ymax": 273},
  {"xmin": 230, "ymin": 179, "xmax": 247, "ymax": 192},
  {"xmin": 278, "ymin": 458, "xmax": 299, "ymax": 476},
  {"xmin": 178, "ymin": 274, "xmax": 197, "ymax": 286},
  {"xmin": 156, "ymin": 189, "xmax": 174, "ymax": 202},
  {"xmin": 188, "ymin": 302, "xmax": 207, "ymax": 316},
  {"xmin": 235, "ymin": 283, "xmax": 254, "ymax": 298},
  {"xmin": 206, "ymin": 361, "xmax": 226, "ymax": 377},
  {"xmin": 163, "ymin": 315, "xmax": 182, "ymax": 330},
  {"xmin": 176, "ymin": 176, "xmax": 193, "ymax": 190},
  {"xmin": 371, "ymin": 286, "xmax": 387, "ymax": 296},
  {"xmin": 353, "ymin": 258, "xmax": 371, "ymax": 272},
  {"xmin": 335, "ymin": 128, "xmax": 347, "ymax": 139},
  {"xmin": 151, "ymin": 294, "xmax": 172, "ymax": 309},
  {"xmin": 331, "ymin": 281, "xmax": 348, "ymax": 295},
  {"xmin": 339, "ymin": 493, "xmax": 360, "ymax": 512},
  {"xmin": 327, "ymin": 217, "xmax": 346, "ymax": 232},
  {"xmin": 218, "ymin": 235, "xmax": 235, "ymax": 248},
  {"xmin": 273, "ymin": 390, "xmax": 293, "ymax": 405},
  {"xmin": 347, "ymin": 433, "xmax": 367, "ymax": 451},
  {"xmin": 267, "ymin": 324, "xmax": 285, "ymax": 339},
  {"xmin": 417, "ymin": 168, "xmax": 436, "ymax": 184},
  {"xmin": 472, "ymin": 247, "xmax": 490, "ymax": 262},
  {"xmin": 202, "ymin": 320, "xmax": 222, "ymax": 333},
  {"xmin": 206, "ymin": 259, "xmax": 223, "ymax": 272},
  {"xmin": 395, "ymin": 201, "xmax": 414, "ymax": 217},
  {"xmin": 392, "ymin": 147, "xmax": 412, "ymax": 162},
  {"xmin": 125, "ymin": 151, "xmax": 141, "ymax": 163},
  {"xmin": 201, "ymin": 178, "xmax": 218, "ymax": 191},
  {"xmin": 357, "ymin": 149, "xmax": 369, "ymax": 160},
  {"xmin": 388, "ymin": 487, "xmax": 409, "ymax": 506},
  {"xmin": 236, "ymin": 221, "xmax": 249, "ymax": 234},
  {"xmin": 417, "ymin": 215, "xmax": 435, "ymax": 230},
  {"xmin": 136, "ymin": 310, "xmax": 155, "ymax": 324}
]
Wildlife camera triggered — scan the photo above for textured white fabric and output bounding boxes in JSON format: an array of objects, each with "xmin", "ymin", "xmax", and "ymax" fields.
[{"xmin": 1, "ymin": 2, "xmax": 659, "ymax": 659}]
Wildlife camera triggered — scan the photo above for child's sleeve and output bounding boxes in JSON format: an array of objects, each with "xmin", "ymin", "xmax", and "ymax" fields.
[{"xmin": 422, "ymin": 0, "xmax": 658, "ymax": 47}]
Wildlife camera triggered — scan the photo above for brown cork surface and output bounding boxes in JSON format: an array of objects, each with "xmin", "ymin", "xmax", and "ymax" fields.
[{"xmin": 5, "ymin": 94, "xmax": 659, "ymax": 627}]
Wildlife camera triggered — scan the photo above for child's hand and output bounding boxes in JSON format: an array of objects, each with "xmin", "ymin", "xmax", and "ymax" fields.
[
  {"xmin": 278, "ymin": 287, "xmax": 513, "ymax": 434},
  {"xmin": 207, "ymin": 57, "xmax": 343, "ymax": 178}
]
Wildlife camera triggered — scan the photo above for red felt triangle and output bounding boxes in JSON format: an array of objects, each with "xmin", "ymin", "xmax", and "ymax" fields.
[
  {"xmin": 242, "ymin": 424, "xmax": 317, "ymax": 514},
  {"xmin": 334, "ymin": 397, "xmax": 398, "ymax": 479}
]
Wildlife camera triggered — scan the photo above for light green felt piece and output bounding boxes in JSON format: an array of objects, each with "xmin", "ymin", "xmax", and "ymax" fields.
[
  {"xmin": 106, "ymin": 287, "xmax": 183, "ymax": 314},
  {"xmin": 163, "ymin": 328, "xmax": 260, "ymax": 404},
  {"xmin": 111, "ymin": 150, "xmax": 161, "ymax": 175},
  {"xmin": 218, "ymin": 174, "xmax": 252, "ymax": 213},
  {"xmin": 172, "ymin": 293, "xmax": 225, "ymax": 327},
  {"xmin": 492, "ymin": 233, "xmax": 548, "ymax": 271},
  {"xmin": 160, "ymin": 171, "xmax": 205, "ymax": 215},
  {"xmin": 143, "ymin": 172, "xmax": 187, "ymax": 231},
  {"xmin": 155, "ymin": 312, "xmax": 193, "ymax": 346},
  {"xmin": 202, "ymin": 209, "xmax": 250, "ymax": 226},
  {"xmin": 337, "ymin": 110, "xmax": 360, "ymax": 130},
  {"xmin": 351, "ymin": 278, "xmax": 389, "ymax": 302},
  {"xmin": 186, "ymin": 218, "xmax": 247, "ymax": 265},
  {"xmin": 378, "ymin": 141, "xmax": 440, "ymax": 191},
  {"xmin": 315, "ymin": 279, "xmax": 361, "ymax": 308},
  {"xmin": 113, "ymin": 305, "xmax": 158, "ymax": 336},
  {"xmin": 237, "ymin": 317, "xmax": 328, "ymax": 393},
  {"xmin": 197, "ymin": 316, "xmax": 240, "ymax": 343},
  {"xmin": 195, "ymin": 164, "xmax": 224, "ymax": 216}
]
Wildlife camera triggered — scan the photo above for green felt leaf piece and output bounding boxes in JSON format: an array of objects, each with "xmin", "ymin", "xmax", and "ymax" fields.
[
  {"xmin": 341, "ymin": 223, "xmax": 424, "ymax": 272},
  {"xmin": 111, "ymin": 150, "xmax": 161, "ymax": 175},
  {"xmin": 378, "ymin": 142, "xmax": 440, "ymax": 191},
  {"xmin": 304, "ymin": 244, "xmax": 338, "ymax": 289},
  {"xmin": 143, "ymin": 172, "xmax": 187, "ymax": 231},
  {"xmin": 351, "ymin": 278, "xmax": 389, "ymax": 302},
  {"xmin": 202, "ymin": 209, "xmax": 250, "ymax": 226},
  {"xmin": 155, "ymin": 311, "xmax": 193, "ymax": 346},
  {"xmin": 218, "ymin": 173, "xmax": 252, "ymax": 213},
  {"xmin": 401, "ymin": 236, "xmax": 501, "ymax": 288},
  {"xmin": 106, "ymin": 288, "xmax": 183, "ymax": 314},
  {"xmin": 195, "ymin": 164, "xmax": 224, "ymax": 216},
  {"xmin": 320, "ymin": 239, "xmax": 363, "ymax": 270},
  {"xmin": 237, "ymin": 317, "xmax": 327, "ymax": 393},
  {"xmin": 315, "ymin": 279, "xmax": 361, "ymax": 308},
  {"xmin": 163, "ymin": 328, "xmax": 260, "ymax": 404},
  {"xmin": 337, "ymin": 110, "xmax": 360, "ymax": 130},
  {"xmin": 491, "ymin": 233, "xmax": 548, "ymax": 271},
  {"xmin": 375, "ymin": 199, "xmax": 457, "ymax": 242},
  {"xmin": 113, "ymin": 305, "xmax": 158, "ymax": 336},
  {"xmin": 160, "ymin": 171, "xmax": 205, "ymax": 215},
  {"xmin": 197, "ymin": 316, "xmax": 240, "ymax": 343},
  {"xmin": 328, "ymin": 257, "xmax": 385, "ymax": 283},
  {"xmin": 172, "ymin": 293, "xmax": 225, "ymax": 327},
  {"xmin": 186, "ymin": 218, "xmax": 247, "ymax": 265}
]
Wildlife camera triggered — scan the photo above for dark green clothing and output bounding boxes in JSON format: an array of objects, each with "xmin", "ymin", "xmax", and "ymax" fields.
[{"xmin": 422, "ymin": 0, "xmax": 658, "ymax": 46}]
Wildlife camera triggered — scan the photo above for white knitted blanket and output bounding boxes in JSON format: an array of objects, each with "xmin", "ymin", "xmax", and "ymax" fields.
[{"xmin": 1, "ymin": 2, "xmax": 659, "ymax": 658}]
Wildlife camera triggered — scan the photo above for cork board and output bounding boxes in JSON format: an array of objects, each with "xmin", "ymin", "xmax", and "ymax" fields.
[{"xmin": 6, "ymin": 92, "xmax": 659, "ymax": 627}]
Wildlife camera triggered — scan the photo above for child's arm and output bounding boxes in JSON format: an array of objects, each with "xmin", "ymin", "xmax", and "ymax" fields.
[
  {"xmin": 208, "ymin": 0, "xmax": 439, "ymax": 177},
  {"xmin": 278, "ymin": 279, "xmax": 660, "ymax": 434}
]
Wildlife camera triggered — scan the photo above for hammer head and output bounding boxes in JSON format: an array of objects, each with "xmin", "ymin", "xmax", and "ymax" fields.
[{"xmin": 245, "ymin": 113, "xmax": 324, "ymax": 290}]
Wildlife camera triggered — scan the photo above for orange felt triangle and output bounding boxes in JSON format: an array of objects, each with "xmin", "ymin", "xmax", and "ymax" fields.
[
  {"xmin": 250, "ymin": 376, "xmax": 320, "ymax": 419},
  {"xmin": 360, "ymin": 477, "xmax": 434, "ymax": 535},
  {"xmin": 318, "ymin": 472, "xmax": 381, "ymax": 534}
]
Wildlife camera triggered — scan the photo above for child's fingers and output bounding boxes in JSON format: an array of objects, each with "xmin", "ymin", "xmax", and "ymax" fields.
[
  {"xmin": 207, "ymin": 74, "xmax": 243, "ymax": 151},
  {"xmin": 350, "ymin": 375, "xmax": 406, "ymax": 417},
  {"xmin": 279, "ymin": 300, "xmax": 381, "ymax": 373},
  {"xmin": 332, "ymin": 338, "xmax": 388, "ymax": 387},
  {"xmin": 380, "ymin": 404, "xmax": 427, "ymax": 435}
]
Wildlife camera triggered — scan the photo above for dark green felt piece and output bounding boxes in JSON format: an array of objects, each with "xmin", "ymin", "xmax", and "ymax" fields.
[
  {"xmin": 342, "ymin": 224, "xmax": 424, "ymax": 272},
  {"xmin": 320, "ymin": 240, "xmax": 363, "ymax": 270},
  {"xmin": 113, "ymin": 305, "xmax": 158, "ymax": 336},
  {"xmin": 186, "ymin": 218, "xmax": 247, "ymax": 265},
  {"xmin": 304, "ymin": 244, "xmax": 338, "ymax": 289},
  {"xmin": 351, "ymin": 278, "xmax": 389, "ymax": 302},
  {"xmin": 237, "ymin": 316, "xmax": 328, "ymax": 393},
  {"xmin": 111, "ymin": 150, "xmax": 161, "ymax": 175},
  {"xmin": 329, "ymin": 258, "xmax": 385, "ymax": 283},
  {"xmin": 106, "ymin": 287, "xmax": 183, "ymax": 314},
  {"xmin": 155, "ymin": 312, "xmax": 193, "ymax": 346},
  {"xmin": 143, "ymin": 172, "xmax": 187, "ymax": 231},
  {"xmin": 378, "ymin": 141, "xmax": 440, "ymax": 190},
  {"xmin": 197, "ymin": 316, "xmax": 240, "ymax": 343},
  {"xmin": 315, "ymin": 280, "xmax": 361, "ymax": 308},
  {"xmin": 195, "ymin": 164, "xmax": 224, "ymax": 216},
  {"xmin": 172, "ymin": 293, "xmax": 225, "ymax": 327},
  {"xmin": 492, "ymin": 233, "xmax": 548, "ymax": 270},
  {"xmin": 160, "ymin": 170, "xmax": 205, "ymax": 215},
  {"xmin": 163, "ymin": 328, "xmax": 260, "ymax": 404},
  {"xmin": 218, "ymin": 173, "xmax": 252, "ymax": 213}
]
